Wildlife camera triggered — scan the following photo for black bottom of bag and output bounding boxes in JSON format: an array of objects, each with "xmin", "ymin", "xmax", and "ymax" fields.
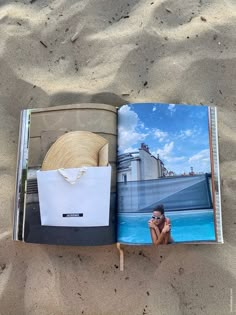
[{"xmin": 23, "ymin": 200, "xmax": 117, "ymax": 246}]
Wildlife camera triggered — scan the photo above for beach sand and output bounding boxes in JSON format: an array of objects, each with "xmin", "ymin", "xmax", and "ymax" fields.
[{"xmin": 0, "ymin": 0, "xmax": 236, "ymax": 314}]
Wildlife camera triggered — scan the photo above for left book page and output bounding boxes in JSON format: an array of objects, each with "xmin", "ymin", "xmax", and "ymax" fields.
[{"xmin": 13, "ymin": 104, "xmax": 117, "ymax": 246}]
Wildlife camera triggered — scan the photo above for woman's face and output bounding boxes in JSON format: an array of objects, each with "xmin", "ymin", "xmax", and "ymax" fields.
[{"xmin": 152, "ymin": 211, "xmax": 164, "ymax": 225}]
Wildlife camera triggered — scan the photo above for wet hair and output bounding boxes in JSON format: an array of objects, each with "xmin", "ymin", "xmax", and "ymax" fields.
[{"xmin": 153, "ymin": 204, "xmax": 165, "ymax": 215}]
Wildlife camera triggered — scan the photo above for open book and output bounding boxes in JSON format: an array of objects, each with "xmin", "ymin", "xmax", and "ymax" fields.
[{"xmin": 13, "ymin": 103, "xmax": 223, "ymax": 246}]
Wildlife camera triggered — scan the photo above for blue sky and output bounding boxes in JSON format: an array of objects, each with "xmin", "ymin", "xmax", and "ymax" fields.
[{"xmin": 118, "ymin": 103, "xmax": 211, "ymax": 175}]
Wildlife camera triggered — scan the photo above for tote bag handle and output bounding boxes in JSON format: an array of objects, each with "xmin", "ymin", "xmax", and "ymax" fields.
[{"xmin": 57, "ymin": 167, "xmax": 87, "ymax": 185}]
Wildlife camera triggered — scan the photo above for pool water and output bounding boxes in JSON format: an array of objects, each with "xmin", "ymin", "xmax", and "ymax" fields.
[{"xmin": 117, "ymin": 210, "xmax": 216, "ymax": 244}]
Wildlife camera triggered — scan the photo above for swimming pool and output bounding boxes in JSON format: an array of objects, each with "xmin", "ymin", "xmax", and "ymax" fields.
[{"xmin": 117, "ymin": 210, "xmax": 216, "ymax": 244}]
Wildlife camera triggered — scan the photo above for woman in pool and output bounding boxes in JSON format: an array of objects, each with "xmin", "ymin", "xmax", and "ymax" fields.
[{"xmin": 148, "ymin": 204, "xmax": 173, "ymax": 246}]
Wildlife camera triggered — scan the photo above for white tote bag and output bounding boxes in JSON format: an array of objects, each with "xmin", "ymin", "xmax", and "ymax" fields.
[{"xmin": 37, "ymin": 166, "xmax": 111, "ymax": 227}]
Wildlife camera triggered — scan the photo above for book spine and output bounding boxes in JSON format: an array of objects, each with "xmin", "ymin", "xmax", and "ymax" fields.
[{"xmin": 210, "ymin": 107, "xmax": 223, "ymax": 243}]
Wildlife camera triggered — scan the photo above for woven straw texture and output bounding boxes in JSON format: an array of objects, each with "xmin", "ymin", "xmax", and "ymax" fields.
[{"xmin": 41, "ymin": 131, "xmax": 108, "ymax": 170}]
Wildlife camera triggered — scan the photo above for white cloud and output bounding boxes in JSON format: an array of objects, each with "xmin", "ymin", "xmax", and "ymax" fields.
[
  {"xmin": 169, "ymin": 156, "xmax": 186, "ymax": 162},
  {"xmin": 179, "ymin": 129, "xmax": 193, "ymax": 138},
  {"xmin": 153, "ymin": 128, "xmax": 168, "ymax": 142},
  {"xmin": 118, "ymin": 105, "xmax": 138, "ymax": 132},
  {"xmin": 164, "ymin": 159, "xmax": 188, "ymax": 175},
  {"xmin": 176, "ymin": 128, "xmax": 200, "ymax": 140},
  {"xmin": 152, "ymin": 105, "xmax": 157, "ymax": 112},
  {"xmin": 184, "ymin": 129, "xmax": 192, "ymax": 137},
  {"xmin": 188, "ymin": 149, "xmax": 210, "ymax": 163},
  {"xmin": 152, "ymin": 142, "xmax": 187, "ymax": 174},
  {"xmin": 156, "ymin": 142, "xmax": 174, "ymax": 160},
  {"xmin": 158, "ymin": 149, "xmax": 210, "ymax": 174},
  {"xmin": 168, "ymin": 104, "xmax": 176, "ymax": 114},
  {"xmin": 118, "ymin": 129, "xmax": 147, "ymax": 152},
  {"xmin": 139, "ymin": 122, "xmax": 145, "ymax": 129},
  {"xmin": 118, "ymin": 105, "xmax": 148, "ymax": 153},
  {"xmin": 188, "ymin": 149, "xmax": 211, "ymax": 173}
]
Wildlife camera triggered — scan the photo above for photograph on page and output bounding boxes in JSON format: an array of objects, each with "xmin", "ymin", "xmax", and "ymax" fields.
[{"xmin": 117, "ymin": 103, "xmax": 217, "ymax": 245}]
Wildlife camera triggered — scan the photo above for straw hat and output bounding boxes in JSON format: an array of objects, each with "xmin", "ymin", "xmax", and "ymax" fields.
[{"xmin": 41, "ymin": 131, "xmax": 109, "ymax": 170}]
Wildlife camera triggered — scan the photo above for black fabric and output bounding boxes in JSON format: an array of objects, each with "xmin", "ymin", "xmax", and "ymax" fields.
[{"xmin": 24, "ymin": 193, "xmax": 116, "ymax": 246}]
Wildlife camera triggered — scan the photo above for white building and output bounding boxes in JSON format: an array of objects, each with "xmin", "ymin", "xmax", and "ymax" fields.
[{"xmin": 117, "ymin": 143, "xmax": 167, "ymax": 182}]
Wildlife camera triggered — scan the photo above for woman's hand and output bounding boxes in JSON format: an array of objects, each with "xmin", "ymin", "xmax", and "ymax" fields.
[
  {"xmin": 162, "ymin": 222, "xmax": 171, "ymax": 234},
  {"xmin": 148, "ymin": 219, "xmax": 156, "ymax": 229}
]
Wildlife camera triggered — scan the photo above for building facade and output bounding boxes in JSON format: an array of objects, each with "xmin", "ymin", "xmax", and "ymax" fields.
[{"xmin": 117, "ymin": 143, "xmax": 167, "ymax": 182}]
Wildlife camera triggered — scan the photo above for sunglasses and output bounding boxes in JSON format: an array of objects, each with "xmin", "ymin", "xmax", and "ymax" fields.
[{"xmin": 152, "ymin": 215, "xmax": 163, "ymax": 220}]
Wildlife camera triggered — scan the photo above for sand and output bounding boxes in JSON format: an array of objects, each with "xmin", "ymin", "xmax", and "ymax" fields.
[{"xmin": 0, "ymin": 0, "xmax": 236, "ymax": 314}]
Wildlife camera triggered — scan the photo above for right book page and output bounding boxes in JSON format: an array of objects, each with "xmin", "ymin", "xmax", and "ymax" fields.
[{"xmin": 117, "ymin": 103, "xmax": 223, "ymax": 245}]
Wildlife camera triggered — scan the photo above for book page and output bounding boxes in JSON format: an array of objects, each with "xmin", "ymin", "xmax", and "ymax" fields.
[
  {"xmin": 16, "ymin": 103, "xmax": 117, "ymax": 246},
  {"xmin": 13, "ymin": 110, "xmax": 31, "ymax": 241},
  {"xmin": 117, "ymin": 103, "xmax": 222, "ymax": 245}
]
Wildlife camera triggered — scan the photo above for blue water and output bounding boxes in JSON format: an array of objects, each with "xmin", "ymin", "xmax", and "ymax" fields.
[{"xmin": 117, "ymin": 210, "xmax": 216, "ymax": 244}]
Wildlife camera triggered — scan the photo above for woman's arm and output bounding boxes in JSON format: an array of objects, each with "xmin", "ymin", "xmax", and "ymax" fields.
[
  {"xmin": 163, "ymin": 232, "xmax": 170, "ymax": 244},
  {"xmin": 164, "ymin": 218, "xmax": 173, "ymax": 244},
  {"xmin": 148, "ymin": 220, "xmax": 167, "ymax": 246},
  {"xmin": 149, "ymin": 227, "xmax": 166, "ymax": 246},
  {"xmin": 153, "ymin": 224, "xmax": 161, "ymax": 237}
]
